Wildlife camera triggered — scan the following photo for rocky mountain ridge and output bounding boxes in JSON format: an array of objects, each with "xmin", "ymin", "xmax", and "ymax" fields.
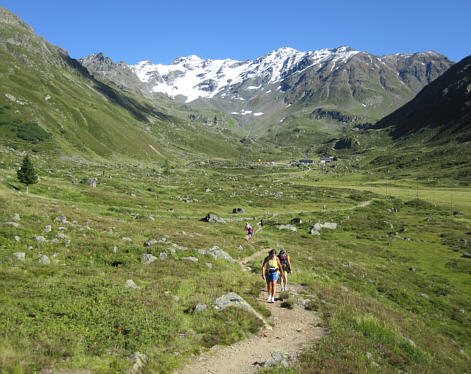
[{"xmin": 81, "ymin": 47, "xmax": 453, "ymax": 129}]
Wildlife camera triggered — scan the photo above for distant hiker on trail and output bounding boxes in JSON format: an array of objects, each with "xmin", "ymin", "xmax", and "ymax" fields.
[
  {"xmin": 278, "ymin": 250, "xmax": 292, "ymax": 292},
  {"xmin": 245, "ymin": 222, "xmax": 254, "ymax": 241},
  {"xmin": 262, "ymin": 249, "xmax": 284, "ymax": 303},
  {"xmin": 257, "ymin": 218, "xmax": 264, "ymax": 232}
]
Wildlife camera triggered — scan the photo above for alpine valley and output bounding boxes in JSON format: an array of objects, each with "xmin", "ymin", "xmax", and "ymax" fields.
[{"xmin": 1, "ymin": 5, "xmax": 471, "ymax": 374}]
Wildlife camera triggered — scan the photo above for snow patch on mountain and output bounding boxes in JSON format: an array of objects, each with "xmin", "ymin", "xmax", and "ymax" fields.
[{"xmin": 130, "ymin": 46, "xmax": 360, "ymax": 103}]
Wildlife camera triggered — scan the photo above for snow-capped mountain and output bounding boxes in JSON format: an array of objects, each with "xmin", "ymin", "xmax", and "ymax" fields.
[
  {"xmin": 130, "ymin": 46, "xmax": 359, "ymax": 103},
  {"xmin": 81, "ymin": 47, "xmax": 453, "ymax": 128}
]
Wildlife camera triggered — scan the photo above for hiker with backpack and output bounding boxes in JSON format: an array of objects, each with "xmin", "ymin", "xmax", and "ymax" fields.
[
  {"xmin": 262, "ymin": 249, "xmax": 284, "ymax": 303},
  {"xmin": 278, "ymin": 250, "xmax": 292, "ymax": 292},
  {"xmin": 245, "ymin": 222, "xmax": 254, "ymax": 241}
]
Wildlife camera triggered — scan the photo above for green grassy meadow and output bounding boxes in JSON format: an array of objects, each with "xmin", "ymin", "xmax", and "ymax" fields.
[{"xmin": 0, "ymin": 150, "xmax": 470, "ymax": 373}]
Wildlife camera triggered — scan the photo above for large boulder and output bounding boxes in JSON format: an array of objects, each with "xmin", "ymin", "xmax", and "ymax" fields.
[
  {"xmin": 214, "ymin": 292, "xmax": 269, "ymax": 327},
  {"xmin": 198, "ymin": 246, "xmax": 234, "ymax": 262},
  {"xmin": 201, "ymin": 213, "xmax": 225, "ymax": 223}
]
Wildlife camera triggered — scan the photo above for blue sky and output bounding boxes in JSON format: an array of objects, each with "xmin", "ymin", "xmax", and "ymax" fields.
[{"xmin": 2, "ymin": 0, "xmax": 470, "ymax": 64}]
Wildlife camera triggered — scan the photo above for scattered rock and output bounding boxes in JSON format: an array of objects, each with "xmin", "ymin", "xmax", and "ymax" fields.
[
  {"xmin": 56, "ymin": 232, "xmax": 69, "ymax": 240},
  {"xmin": 198, "ymin": 246, "xmax": 234, "ymax": 262},
  {"xmin": 13, "ymin": 252, "xmax": 25, "ymax": 262},
  {"xmin": 205, "ymin": 262, "xmax": 213, "ymax": 269},
  {"xmin": 6, "ymin": 222, "xmax": 19, "ymax": 228},
  {"xmin": 214, "ymin": 292, "xmax": 268, "ymax": 326},
  {"xmin": 87, "ymin": 178, "xmax": 97, "ymax": 188},
  {"xmin": 173, "ymin": 296, "xmax": 180, "ymax": 303},
  {"xmin": 64, "ymin": 240, "xmax": 71, "ymax": 247},
  {"xmin": 129, "ymin": 352, "xmax": 148, "ymax": 374},
  {"xmin": 44, "ymin": 225, "xmax": 52, "ymax": 233},
  {"xmin": 125, "ymin": 279, "xmax": 140, "ymax": 289},
  {"xmin": 145, "ymin": 215, "xmax": 155, "ymax": 221},
  {"xmin": 264, "ymin": 350, "xmax": 290, "ymax": 368},
  {"xmin": 11, "ymin": 213, "xmax": 20, "ymax": 221},
  {"xmin": 237, "ymin": 245, "xmax": 243, "ymax": 250},
  {"xmin": 232, "ymin": 208, "xmax": 245, "ymax": 214},
  {"xmin": 142, "ymin": 253, "xmax": 157, "ymax": 264},
  {"xmin": 122, "ymin": 237, "xmax": 132, "ymax": 242},
  {"xmin": 55, "ymin": 215, "xmax": 67, "ymax": 224},
  {"xmin": 14, "ymin": 235, "xmax": 20, "ymax": 242},
  {"xmin": 182, "ymin": 256, "xmax": 198, "ymax": 262},
  {"xmin": 143, "ymin": 238, "xmax": 166, "ymax": 247},
  {"xmin": 194, "ymin": 303, "xmax": 208, "ymax": 313},
  {"xmin": 38, "ymin": 255, "xmax": 50, "ymax": 264},
  {"xmin": 277, "ymin": 224, "xmax": 297, "ymax": 232},
  {"xmin": 205, "ymin": 188, "xmax": 211, "ymax": 193},
  {"xmin": 420, "ymin": 293, "xmax": 429, "ymax": 299},
  {"xmin": 34, "ymin": 236, "xmax": 47, "ymax": 242},
  {"xmin": 113, "ymin": 246, "xmax": 118, "ymax": 253},
  {"xmin": 341, "ymin": 286, "xmax": 349, "ymax": 292},
  {"xmin": 201, "ymin": 213, "xmax": 225, "ymax": 223}
]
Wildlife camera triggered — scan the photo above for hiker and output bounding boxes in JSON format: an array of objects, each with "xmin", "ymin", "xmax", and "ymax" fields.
[
  {"xmin": 278, "ymin": 250, "xmax": 292, "ymax": 291},
  {"xmin": 262, "ymin": 249, "xmax": 284, "ymax": 303},
  {"xmin": 245, "ymin": 222, "xmax": 254, "ymax": 241},
  {"xmin": 257, "ymin": 218, "xmax": 264, "ymax": 232}
]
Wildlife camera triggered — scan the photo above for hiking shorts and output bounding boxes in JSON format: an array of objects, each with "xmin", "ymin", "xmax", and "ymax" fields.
[{"xmin": 266, "ymin": 271, "xmax": 279, "ymax": 282}]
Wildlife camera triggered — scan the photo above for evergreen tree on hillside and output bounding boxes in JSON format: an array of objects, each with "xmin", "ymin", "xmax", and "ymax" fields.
[{"xmin": 17, "ymin": 155, "xmax": 38, "ymax": 193}]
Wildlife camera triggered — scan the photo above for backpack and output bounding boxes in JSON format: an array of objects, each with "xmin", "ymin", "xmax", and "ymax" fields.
[{"xmin": 278, "ymin": 253, "xmax": 290, "ymax": 271}]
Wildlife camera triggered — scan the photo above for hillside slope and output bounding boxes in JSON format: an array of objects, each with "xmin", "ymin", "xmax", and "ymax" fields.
[
  {"xmin": 0, "ymin": 7, "xmax": 243, "ymax": 161},
  {"xmin": 375, "ymin": 54, "xmax": 471, "ymax": 143}
]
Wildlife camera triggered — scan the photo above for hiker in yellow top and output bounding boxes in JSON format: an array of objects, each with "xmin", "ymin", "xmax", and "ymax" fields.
[{"xmin": 262, "ymin": 249, "xmax": 284, "ymax": 303}]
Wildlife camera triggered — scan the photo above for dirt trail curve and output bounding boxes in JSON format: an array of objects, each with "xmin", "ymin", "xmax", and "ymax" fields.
[{"xmin": 174, "ymin": 249, "xmax": 326, "ymax": 374}]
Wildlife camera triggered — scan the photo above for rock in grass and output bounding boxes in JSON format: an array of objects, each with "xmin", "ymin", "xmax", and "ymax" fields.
[
  {"xmin": 182, "ymin": 256, "xmax": 198, "ymax": 263},
  {"xmin": 125, "ymin": 279, "xmax": 140, "ymax": 289},
  {"xmin": 55, "ymin": 215, "xmax": 67, "ymax": 224},
  {"xmin": 277, "ymin": 224, "xmax": 297, "ymax": 232},
  {"xmin": 44, "ymin": 225, "xmax": 52, "ymax": 233},
  {"xmin": 143, "ymin": 237, "xmax": 166, "ymax": 247},
  {"xmin": 6, "ymin": 222, "xmax": 19, "ymax": 228},
  {"xmin": 205, "ymin": 262, "xmax": 213, "ymax": 269},
  {"xmin": 13, "ymin": 252, "xmax": 25, "ymax": 262},
  {"xmin": 87, "ymin": 178, "xmax": 97, "ymax": 188},
  {"xmin": 264, "ymin": 350, "xmax": 290, "ymax": 368},
  {"xmin": 194, "ymin": 303, "xmax": 207, "ymax": 312},
  {"xmin": 142, "ymin": 253, "xmax": 157, "ymax": 264},
  {"xmin": 129, "ymin": 352, "xmax": 148, "ymax": 374},
  {"xmin": 38, "ymin": 255, "xmax": 50, "ymax": 264},
  {"xmin": 462, "ymin": 253, "xmax": 471, "ymax": 259},
  {"xmin": 198, "ymin": 246, "xmax": 234, "ymax": 262},
  {"xmin": 11, "ymin": 213, "xmax": 20, "ymax": 221},
  {"xmin": 34, "ymin": 236, "xmax": 47, "ymax": 242},
  {"xmin": 14, "ymin": 236, "xmax": 20, "ymax": 242},
  {"xmin": 201, "ymin": 213, "xmax": 225, "ymax": 223},
  {"xmin": 122, "ymin": 237, "xmax": 132, "ymax": 242}
]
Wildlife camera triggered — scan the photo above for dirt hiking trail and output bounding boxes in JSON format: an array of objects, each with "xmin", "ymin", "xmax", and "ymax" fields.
[{"xmin": 175, "ymin": 249, "xmax": 326, "ymax": 374}]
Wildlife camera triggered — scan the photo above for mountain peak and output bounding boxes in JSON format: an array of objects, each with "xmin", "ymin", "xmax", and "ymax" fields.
[{"xmin": 0, "ymin": 6, "xmax": 34, "ymax": 32}]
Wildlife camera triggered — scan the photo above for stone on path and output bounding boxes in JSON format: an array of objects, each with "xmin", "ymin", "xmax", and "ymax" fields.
[{"xmin": 264, "ymin": 350, "xmax": 290, "ymax": 368}]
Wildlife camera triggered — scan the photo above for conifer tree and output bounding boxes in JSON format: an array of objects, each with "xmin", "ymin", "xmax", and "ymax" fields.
[{"xmin": 17, "ymin": 155, "xmax": 38, "ymax": 193}]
